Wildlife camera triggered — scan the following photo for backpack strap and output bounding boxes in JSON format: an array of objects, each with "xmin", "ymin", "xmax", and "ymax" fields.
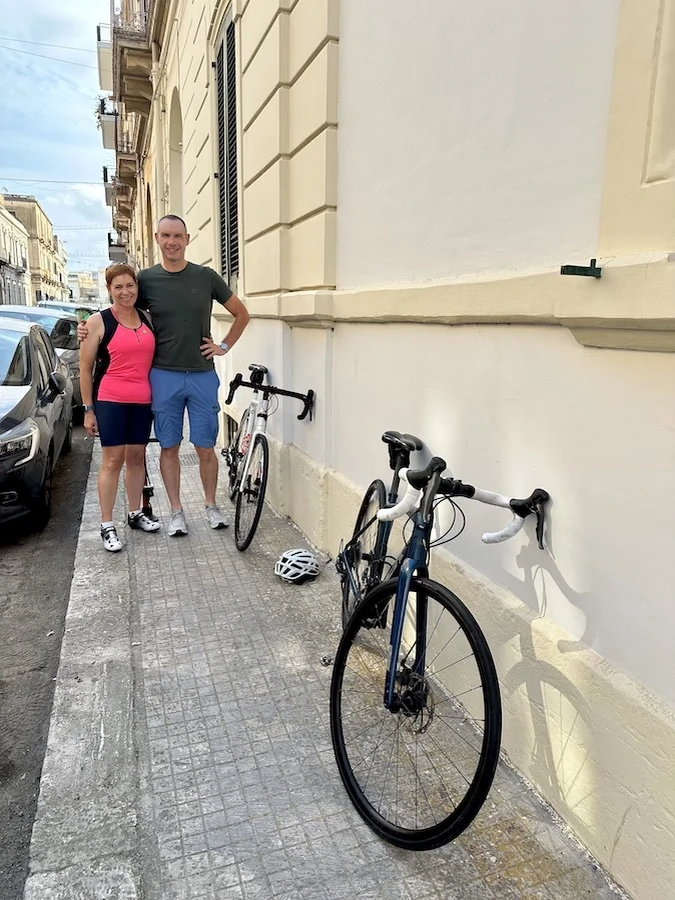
[{"xmin": 99, "ymin": 307, "xmax": 119, "ymax": 350}]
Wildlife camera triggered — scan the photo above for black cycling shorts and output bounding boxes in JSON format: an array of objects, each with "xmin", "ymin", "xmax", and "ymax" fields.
[{"xmin": 94, "ymin": 401, "xmax": 153, "ymax": 447}]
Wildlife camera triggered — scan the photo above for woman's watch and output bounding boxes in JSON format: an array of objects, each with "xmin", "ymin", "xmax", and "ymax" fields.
[
  {"xmin": 219, "ymin": 340, "xmax": 229, "ymax": 353},
  {"xmin": 84, "ymin": 405, "xmax": 95, "ymax": 412}
]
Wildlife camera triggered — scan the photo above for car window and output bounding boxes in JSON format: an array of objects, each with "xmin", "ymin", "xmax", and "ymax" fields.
[
  {"xmin": 49, "ymin": 318, "xmax": 78, "ymax": 350},
  {"xmin": 0, "ymin": 311, "xmax": 75, "ymax": 349},
  {"xmin": 33, "ymin": 330, "xmax": 54, "ymax": 389},
  {"xmin": 0, "ymin": 332, "xmax": 32, "ymax": 386}
]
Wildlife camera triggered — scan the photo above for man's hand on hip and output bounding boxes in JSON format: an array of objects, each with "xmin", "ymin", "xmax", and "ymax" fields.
[{"xmin": 200, "ymin": 338, "xmax": 226, "ymax": 360}]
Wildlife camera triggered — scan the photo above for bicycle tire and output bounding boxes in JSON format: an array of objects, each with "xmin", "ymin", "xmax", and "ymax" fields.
[
  {"xmin": 341, "ymin": 479, "xmax": 387, "ymax": 630},
  {"xmin": 234, "ymin": 434, "xmax": 269, "ymax": 551},
  {"xmin": 330, "ymin": 576, "xmax": 502, "ymax": 850},
  {"xmin": 226, "ymin": 410, "xmax": 250, "ymax": 501}
]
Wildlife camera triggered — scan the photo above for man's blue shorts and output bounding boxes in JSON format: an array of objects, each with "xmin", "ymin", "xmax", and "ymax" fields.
[{"xmin": 149, "ymin": 368, "xmax": 220, "ymax": 449}]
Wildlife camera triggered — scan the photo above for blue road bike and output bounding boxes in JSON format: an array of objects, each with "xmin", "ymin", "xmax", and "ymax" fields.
[{"xmin": 331, "ymin": 431, "xmax": 549, "ymax": 850}]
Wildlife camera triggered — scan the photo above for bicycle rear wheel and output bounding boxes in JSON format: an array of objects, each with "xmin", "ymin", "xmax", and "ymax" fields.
[
  {"xmin": 330, "ymin": 576, "xmax": 501, "ymax": 850},
  {"xmin": 226, "ymin": 409, "xmax": 250, "ymax": 501},
  {"xmin": 341, "ymin": 479, "xmax": 387, "ymax": 629},
  {"xmin": 234, "ymin": 434, "xmax": 269, "ymax": 551}
]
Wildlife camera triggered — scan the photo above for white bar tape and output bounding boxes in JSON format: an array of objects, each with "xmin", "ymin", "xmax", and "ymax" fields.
[
  {"xmin": 472, "ymin": 487, "xmax": 512, "ymax": 509},
  {"xmin": 377, "ymin": 469, "xmax": 421, "ymax": 522},
  {"xmin": 482, "ymin": 515, "xmax": 526, "ymax": 544}
]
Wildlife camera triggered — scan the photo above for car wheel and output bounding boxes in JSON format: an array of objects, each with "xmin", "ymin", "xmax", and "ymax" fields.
[{"xmin": 32, "ymin": 455, "xmax": 53, "ymax": 530}]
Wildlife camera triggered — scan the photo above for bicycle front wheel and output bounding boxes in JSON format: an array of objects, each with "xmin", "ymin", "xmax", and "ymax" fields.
[
  {"xmin": 341, "ymin": 479, "xmax": 387, "ymax": 629},
  {"xmin": 234, "ymin": 434, "xmax": 269, "ymax": 551},
  {"xmin": 330, "ymin": 576, "xmax": 502, "ymax": 850}
]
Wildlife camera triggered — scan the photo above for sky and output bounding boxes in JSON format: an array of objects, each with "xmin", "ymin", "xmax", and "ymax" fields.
[{"xmin": 0, "ymin": 0, "xmax": 113, "ymax": 274}]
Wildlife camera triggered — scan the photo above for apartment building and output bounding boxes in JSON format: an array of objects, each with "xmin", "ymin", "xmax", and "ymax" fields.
[
  {"xmin": 96, "ymin": 2, "xmax": 675, "ymax": 896},
  {"xmin": 68, "ymin": 270, "xmax": 102, "ymax": 303},
  {"xmin": 0, "ymin": 194, "xmax": 31, "ymax": 305},
  {"xmin": 3, "ymin": 195, "xmax": 69, "ymax": 303}
]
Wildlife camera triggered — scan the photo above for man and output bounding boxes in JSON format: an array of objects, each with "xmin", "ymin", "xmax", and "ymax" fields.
[{"xmin": 80, "ymin": 214, "xmax": 250, "ymax": 536}]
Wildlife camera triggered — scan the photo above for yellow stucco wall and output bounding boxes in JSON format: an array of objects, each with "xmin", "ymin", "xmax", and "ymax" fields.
[{"xmin": 129, "ymin": 3, "xmax": 675, "ymax": 898}]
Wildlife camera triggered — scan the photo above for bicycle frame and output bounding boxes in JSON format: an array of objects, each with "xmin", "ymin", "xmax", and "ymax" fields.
[
  {"xmin": 385, "ymin": 511, "xmax": 433, "ymax": 710},
  {"xmin": 233, "ymin": 387, "xmax": 270, "ymax": 494},
  {"xmin": 341, "ymin": 469, "xmax": 438, "ymax": 712}
]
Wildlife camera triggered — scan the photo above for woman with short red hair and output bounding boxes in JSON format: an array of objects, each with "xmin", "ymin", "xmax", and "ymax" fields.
[{"xmin": 79, "ymin": 263, "xmax": 159, "ymax": 551}]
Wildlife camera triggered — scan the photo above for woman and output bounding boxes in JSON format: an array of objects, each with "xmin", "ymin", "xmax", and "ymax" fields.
[{"xmin": 80, "ymin": 263, "xmax": 160, "ymax": 551}]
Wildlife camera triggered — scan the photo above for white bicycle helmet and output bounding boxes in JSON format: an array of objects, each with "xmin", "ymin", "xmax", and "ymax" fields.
[{"xmin": 274, "ymin": 548, "xmax": 320, "ymax": 584}]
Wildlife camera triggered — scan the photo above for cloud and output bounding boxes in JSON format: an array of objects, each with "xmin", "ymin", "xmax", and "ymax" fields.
[{"xmin": 0, "ymin": 0, "xmax": 113, "ymax": 271}]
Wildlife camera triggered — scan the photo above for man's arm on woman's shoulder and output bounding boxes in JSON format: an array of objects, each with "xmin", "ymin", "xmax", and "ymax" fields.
[{"xmin": 135, "ymin": 269, "xmax": 149, "ymax": 310}]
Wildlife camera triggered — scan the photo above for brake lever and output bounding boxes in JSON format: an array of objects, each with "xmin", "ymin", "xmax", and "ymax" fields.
[
  {"xmin": 510, "ymin": 488, "xmax": 550, "ymax": 550},
  {"xmin": 297, "ymin": 389, "xmax": 315, "ymax": 422},
  {"xmin": 225, "ymin": 373, "xmax": 243, "ymax": 406},
  {"xmin": 531, "ymin": 489, "xmax": 550, "ymax": 550}
]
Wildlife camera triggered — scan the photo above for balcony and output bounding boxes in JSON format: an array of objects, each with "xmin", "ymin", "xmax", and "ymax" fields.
[
  {"xmin": 112, "ymin": 3, "xmax": 152, "ymax": 117},
  {"xmin": 96, "ymin": 24, "xmax": 113, "ymax": 93},
  {"xmin": 98, "ymin": 97, "xmax": 117, "ymax": 150},
  {"xmin": 108, "ymin": 231, "xmax": 128, "ymax": 264},
  {"xmin": 16, "ymin": 257, "xmax": 27, "ymax": 274},
  {"xmin": 114, "ymin": 185, "xmax": 133, "ymax": 221},
  {"xmin": 116, "ymin": 114, "xmax": 139, "ymax": 188},
  {"xmin": 103, "ymin": 165, "xmax": 114, "ymax": 206}
]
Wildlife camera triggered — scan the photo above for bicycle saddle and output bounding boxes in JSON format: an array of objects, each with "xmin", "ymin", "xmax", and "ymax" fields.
[{"xmin": 381, "ymin": 431, "xmax": 423, "ymax": 452}]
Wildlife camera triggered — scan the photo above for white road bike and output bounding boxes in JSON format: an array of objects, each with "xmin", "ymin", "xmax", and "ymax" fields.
[{"xmin": 222, "ymin": 363, "xmax": 314, "ymax": 550}]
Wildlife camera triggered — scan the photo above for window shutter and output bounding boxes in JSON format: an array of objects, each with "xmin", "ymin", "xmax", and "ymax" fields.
[
  {"xmin": 216, "ymin": 43, "xmax": 227, "ymax": 276},
  {"xmin": 217, "ymin": 23, "xmax": 239, "ymax": 283}
]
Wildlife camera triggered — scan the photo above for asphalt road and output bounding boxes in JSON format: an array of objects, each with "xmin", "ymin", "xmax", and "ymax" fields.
[{"xmin": 0, "ymin": 427, "xmax": 92, "ymax": 900}]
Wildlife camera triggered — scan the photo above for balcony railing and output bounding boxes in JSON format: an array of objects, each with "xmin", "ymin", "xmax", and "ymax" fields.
[
  {"xmin": 98, "ymin": 98, "xmax": 117, "ymax": 150},
  {"xmin": 117, "ymin": 137, "xmax": 135, "ymax": 155},
  {"xmin": 108, "ymin": 231, "xmax": 127, "ymax": 247},
  {"xmin": 112, "ymin": 1, "xmax": 148, "ymax": 38},
  {"xmin": 108, "ymin": 231, "xmax": 128, "ymax": 263}
]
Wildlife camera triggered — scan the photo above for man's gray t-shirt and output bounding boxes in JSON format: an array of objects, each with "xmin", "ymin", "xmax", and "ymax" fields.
[{"xmin": 136, "ymin": 262, "xmax": 233, "ymax": 371}]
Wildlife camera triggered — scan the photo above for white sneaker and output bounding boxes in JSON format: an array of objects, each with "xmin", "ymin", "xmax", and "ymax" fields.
[
  {"xmin": 205, "ymin": 505, "xmax": 230, "ymax": 529},
  {"xmin": 128, "ymin": 512, "xmax": 161, "ymax": 532},
  {"xmin": 101, "ymin": 525, "xmax": 123, "ymax": 552},
  {"xmin": 168, "ymin": 509, "xmax": 188, "ymax": 537}
]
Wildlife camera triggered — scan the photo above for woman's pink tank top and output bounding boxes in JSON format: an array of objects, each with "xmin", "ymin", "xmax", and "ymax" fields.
[{"xmin": 97, "ymin": 312, "xmax": 155, "ymax": 404}]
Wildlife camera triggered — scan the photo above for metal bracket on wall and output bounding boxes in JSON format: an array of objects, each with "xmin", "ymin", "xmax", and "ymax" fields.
[{"xmin": 560, "ymin": 258, "xmax": 602, "ymax": 278}]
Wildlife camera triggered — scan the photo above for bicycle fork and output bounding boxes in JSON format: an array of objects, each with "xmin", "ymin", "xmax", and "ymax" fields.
[{"xmin": 384, "ymin": 517, "xmax": 430, "ymax": 711}]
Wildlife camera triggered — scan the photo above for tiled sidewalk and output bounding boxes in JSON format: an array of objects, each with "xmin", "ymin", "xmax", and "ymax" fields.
[{"xmin": 24, "ymin": 445, "xmax": 628, "ymax": 900}]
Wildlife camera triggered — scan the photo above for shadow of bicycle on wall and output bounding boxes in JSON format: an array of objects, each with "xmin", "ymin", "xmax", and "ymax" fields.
[{"xmin": 487, "ymin": 527, "xmax": 603, "ymax": 839}]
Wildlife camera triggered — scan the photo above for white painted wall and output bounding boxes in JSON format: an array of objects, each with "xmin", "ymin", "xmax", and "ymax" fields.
[
  {"xmin": 217, "ymin": 318, "xmax": 288, "ymax": 443},
  {"xmin": 331, "ymin": 321, "xmax": 675, "ymax": 705},
  {"xmin": 336, "ymin": 0, "xmax": 620, "ymax": 288}
]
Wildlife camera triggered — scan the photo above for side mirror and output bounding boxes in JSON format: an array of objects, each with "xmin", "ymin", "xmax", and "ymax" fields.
[{"xmin": 50, "ymin": 371, "xmax": 67, "ymax": 394}]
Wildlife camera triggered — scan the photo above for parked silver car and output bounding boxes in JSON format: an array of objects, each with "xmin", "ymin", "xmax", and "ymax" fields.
[
  {"xmin": 0, "ymin": 317, "xmax": 73, "ymax": 528},
  {"xmin": 0, "ymin": 306, "xmax": 82, "ymax": 415},
  {"xmin": 38, "ymin": 300, "xmax": 104, "ymax": 320}
]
